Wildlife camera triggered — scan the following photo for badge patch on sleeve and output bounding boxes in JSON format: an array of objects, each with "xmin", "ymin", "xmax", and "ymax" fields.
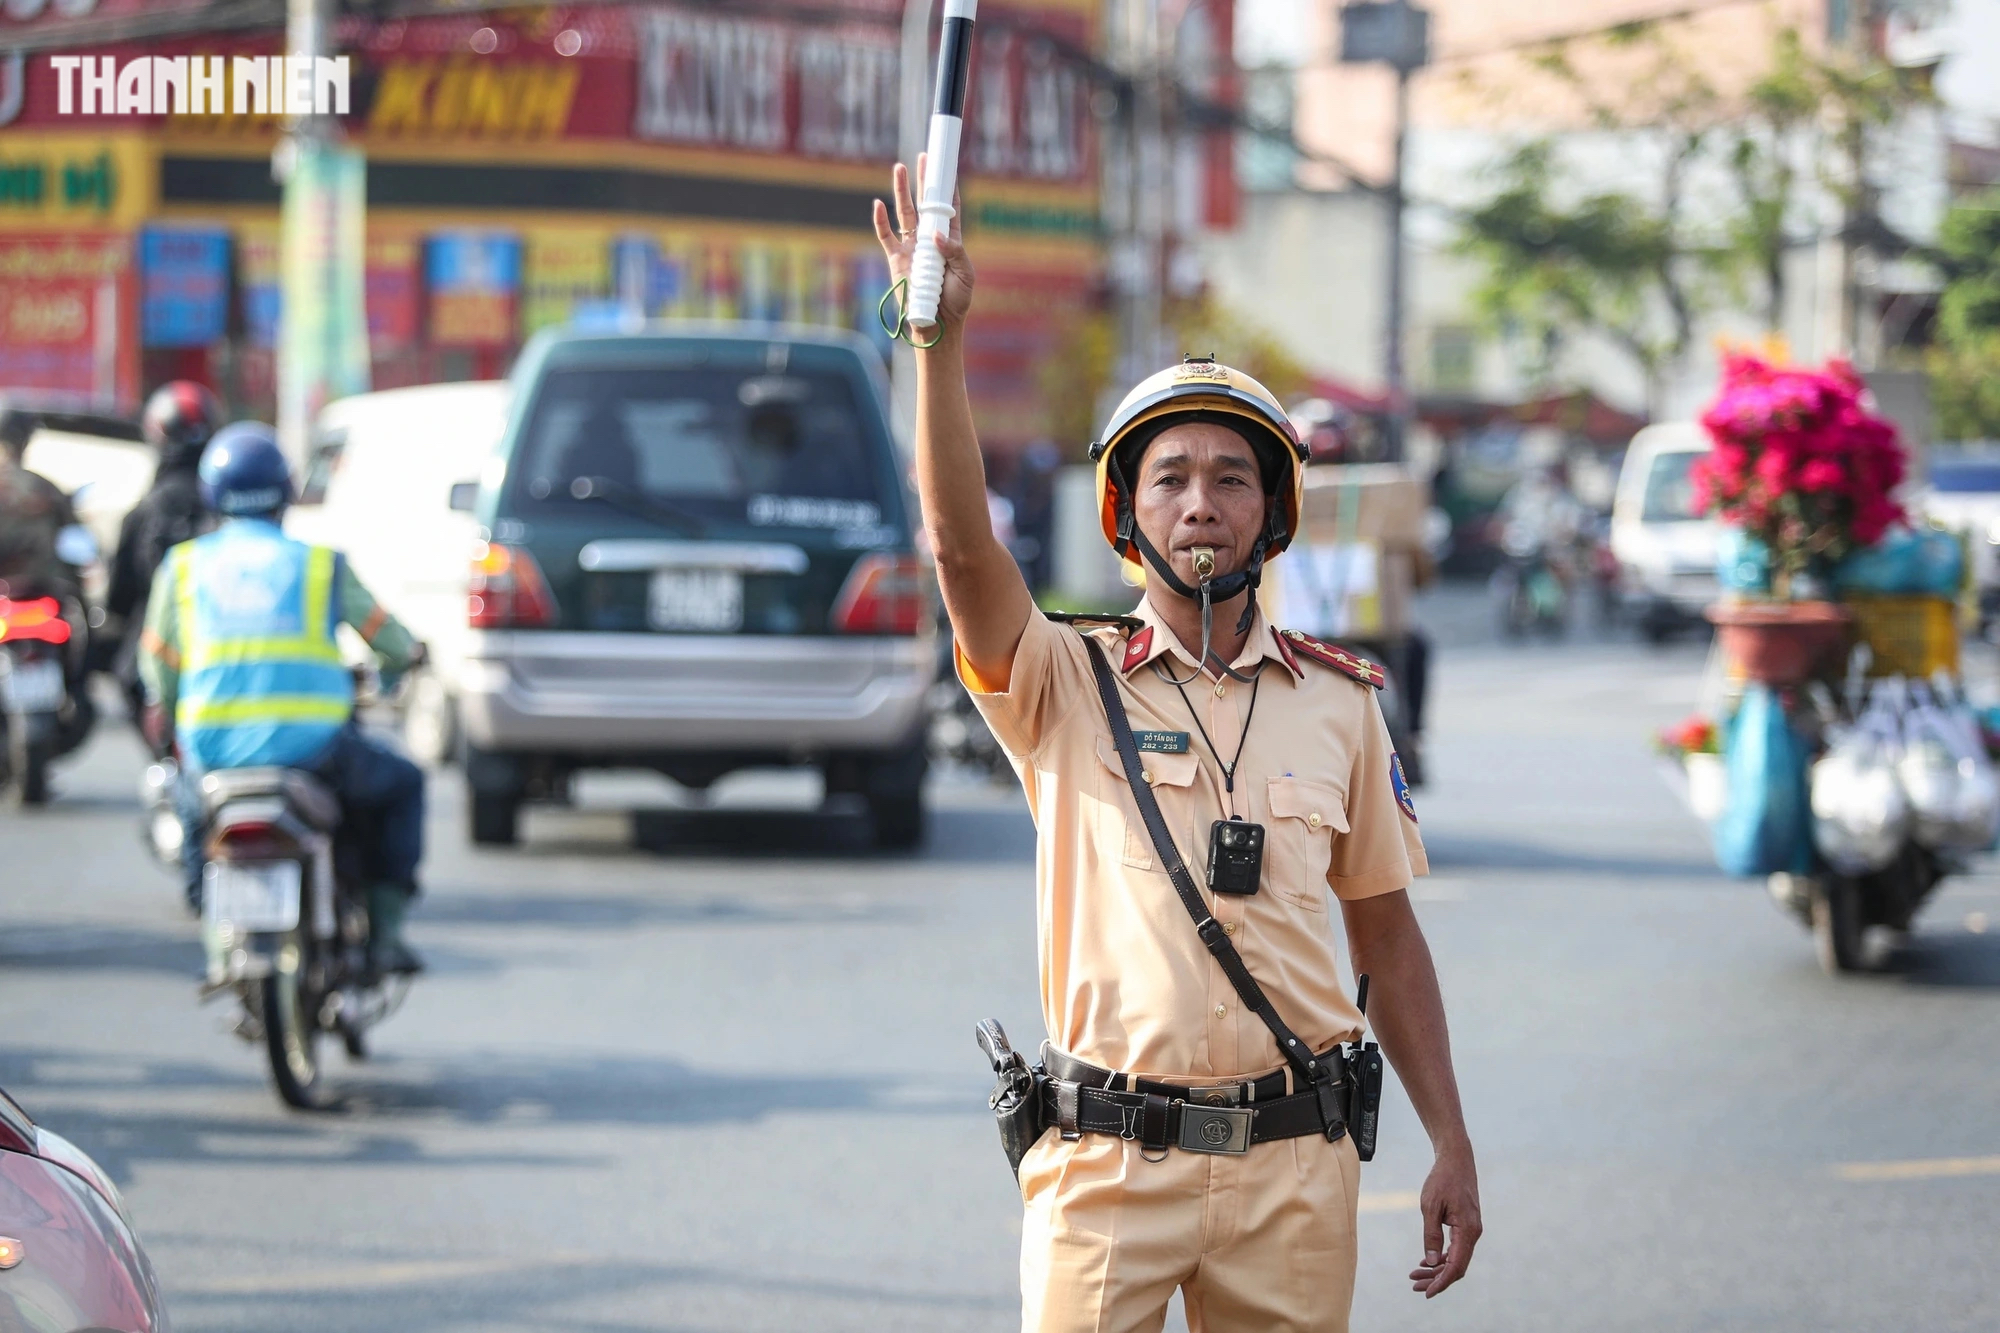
[{"xmin": 1391, "ymin": 754, "xmax": 1418, "ymax": 822}]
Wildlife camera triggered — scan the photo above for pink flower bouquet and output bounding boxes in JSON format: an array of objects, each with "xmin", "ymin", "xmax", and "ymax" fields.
[{"xmin": 1691, "ymin": 353, "xmax": 1908, "ymax": 594}]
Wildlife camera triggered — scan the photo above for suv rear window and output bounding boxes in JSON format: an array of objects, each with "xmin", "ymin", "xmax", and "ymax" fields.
[{"xmin": 504, "ymin": 366, "xmax": 888, "ymax": 528}]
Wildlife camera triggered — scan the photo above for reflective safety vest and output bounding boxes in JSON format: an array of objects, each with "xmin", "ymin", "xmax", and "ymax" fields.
[{"xmin": 170, "ymin": 522, "xmax": 352, "ymax": 772}]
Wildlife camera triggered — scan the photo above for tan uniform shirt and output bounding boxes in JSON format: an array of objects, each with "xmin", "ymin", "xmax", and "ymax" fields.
[{"xmin": 962, "ymin": 598, "xmax": 1427, "ymax": 1083}]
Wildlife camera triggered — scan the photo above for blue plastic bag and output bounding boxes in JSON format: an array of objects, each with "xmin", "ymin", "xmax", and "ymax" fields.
[
  {"xmin": 1834, "ymin": 528, "xmax": 1962, "ymax": 597},
  {"xmin": 1711, "ymin": 686, "xmax": 1816, "ymax": 876},
  {"xmin": 1715, "ymin": 529, "xmax": 1772, "ymax": 594},
  {"xmin": 1913, "ymin": 529, "xmax": 1965, "ymax": 598}
]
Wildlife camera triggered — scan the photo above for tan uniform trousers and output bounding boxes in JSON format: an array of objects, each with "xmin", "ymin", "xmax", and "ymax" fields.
[{"xmin": 1019, "ymin": 1123, "xmax": 1360, "ymax": 1333}]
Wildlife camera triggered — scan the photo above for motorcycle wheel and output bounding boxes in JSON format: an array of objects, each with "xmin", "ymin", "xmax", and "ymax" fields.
[
  {"xmin": 1811, "ymin": 877, "xmax": 1867, "ymax": 975},
  {"xmin": 3, "ymin": 722, "xmax": 48, "ymax": 808},
  {"xmin": 260, "ymin": 942, "xmax": 324, "ymax": 1109}
]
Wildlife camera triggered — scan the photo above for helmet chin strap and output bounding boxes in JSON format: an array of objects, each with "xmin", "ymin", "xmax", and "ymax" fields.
[{"xmin": 1121, "ymin": 513, "xmax": 1270, "ymax": 685}]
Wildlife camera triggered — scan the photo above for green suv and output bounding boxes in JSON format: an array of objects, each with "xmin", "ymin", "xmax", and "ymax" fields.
[{"xmin": 454, "ymin": 326, "xmax": 935, "ymax": 848}]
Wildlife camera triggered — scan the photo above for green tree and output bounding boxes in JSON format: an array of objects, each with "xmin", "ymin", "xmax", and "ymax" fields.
[
  {"xmin": 1456, "ymin": 141, "xmax": 1682, "ymax": 406},
  {"xmin": 1928, "ymin": 190, "xmax": 2000, "ymax": 440},
  {"xmin": 1453, "ymin": 19, "xmax": 1932, "ymax": 402},
  {"xmin": 1452, "ymin": 21, "xmax": 1731, "ymax": 411}
]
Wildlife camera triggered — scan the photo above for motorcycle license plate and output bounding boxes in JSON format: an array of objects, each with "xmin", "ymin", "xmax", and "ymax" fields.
[
  {"xmin": 1, "ymin": 660, "xmax": 63, "ymax": 713},
  {"xmin": 203, "ymin": 861, "xmax": 302, "ymax": 933},
  {"xmin": 648, "ymin": 569, "xmax": 743, "ymax": 632}
]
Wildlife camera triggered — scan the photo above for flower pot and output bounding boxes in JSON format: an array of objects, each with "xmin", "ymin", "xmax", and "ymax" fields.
[
  {"xmin": 1683, "ymin": 751, "xmax": 1729, "ymax": 822},
  {"xmin": 1705, "ymin": 600, "xmax": 1852, "ymax": 687}
]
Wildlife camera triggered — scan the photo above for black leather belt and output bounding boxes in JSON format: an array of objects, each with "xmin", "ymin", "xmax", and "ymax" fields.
[{"xmin": 1040, "ymin": 1045, "xmax": 1347, "ymax": 1156}]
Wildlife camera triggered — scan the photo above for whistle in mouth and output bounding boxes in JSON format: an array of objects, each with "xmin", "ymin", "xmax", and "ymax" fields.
[{"xmin": 1191, "ymin": 547, "xmax": 1217, "ymax": 581}]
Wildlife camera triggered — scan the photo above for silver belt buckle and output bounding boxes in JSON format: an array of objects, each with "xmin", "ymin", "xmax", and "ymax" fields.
[
  {"xmin": 1177, "ymin": 1102, "xmax": 1252, "ymax": 1154},
  {"xmin": 1184, "ymin": 1082, "xmax": 1241, "ymax": 1107}
]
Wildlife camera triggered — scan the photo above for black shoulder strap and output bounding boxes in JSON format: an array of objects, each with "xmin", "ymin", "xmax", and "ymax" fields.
[
  {"xmin": 1044, "ymin": 611, "xmax": 1145, "ymax": 633},
  {"xmin": 1081, "ymin": 635, "xmax": 1345, "ymax": 1130}
]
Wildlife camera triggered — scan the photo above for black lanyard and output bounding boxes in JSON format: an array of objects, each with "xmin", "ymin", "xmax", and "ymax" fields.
[{"xmin": 1167, "ymin": 661, "xmax": 1265, "ymax": 816}]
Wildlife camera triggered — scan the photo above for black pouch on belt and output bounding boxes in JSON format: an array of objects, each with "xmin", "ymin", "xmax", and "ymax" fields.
[{"xmin": 977, "ymin": 1018, "xmax": 1047, "ymax": 1178}]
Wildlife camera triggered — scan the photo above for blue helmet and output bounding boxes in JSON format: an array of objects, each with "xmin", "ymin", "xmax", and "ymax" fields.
[{"xmin": 199, "ymin": 422, "xmax": 294, "ymax": 517}]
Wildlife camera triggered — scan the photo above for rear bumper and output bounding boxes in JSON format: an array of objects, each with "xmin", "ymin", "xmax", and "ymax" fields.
[
  {"xmin": 455, "ymin": 629, "xmax": 934, "ymax": 755},
  {"xmin": 1623, "ymin": 571, "xmax": 1717, "ymax": 620}
]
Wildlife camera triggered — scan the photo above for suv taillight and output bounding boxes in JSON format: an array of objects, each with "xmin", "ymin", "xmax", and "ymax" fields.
[
  {"xmin": 832, "ymin": 553, "xmax": 926, "ymax": 635},
  {"xmin": 469, "ymin": 543, "xmax": 557, "ymax": 629}
]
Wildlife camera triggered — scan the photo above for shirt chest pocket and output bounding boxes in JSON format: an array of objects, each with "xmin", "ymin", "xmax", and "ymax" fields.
[
  {"xmin": 1094, "ymin": 736, "xmax": 1202, "ymax": 871},
  {"xmin": 1265, "ymin": 777, "xmax": 1348, "ymax": 912}
]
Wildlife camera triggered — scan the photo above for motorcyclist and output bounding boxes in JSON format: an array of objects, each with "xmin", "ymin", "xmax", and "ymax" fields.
[
  {"xmin": 139, "ymin": 423, "xmax": 428, "ymax": 973},
  {"xmin": 0, "ymin": 406, "xmax": 97, "ymax": 763},
  {"xmin": 106, "ymin": 382, "xmax": 225, "ymax": 722},
  {"xmin": 0, "ymin": 406, "xmax": 82, "ymax": 595}
]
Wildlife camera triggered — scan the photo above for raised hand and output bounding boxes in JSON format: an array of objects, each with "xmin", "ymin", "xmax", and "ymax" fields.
[{"xmin": 871, "ymin": 156, "xmax": 975, "ymax": 335}]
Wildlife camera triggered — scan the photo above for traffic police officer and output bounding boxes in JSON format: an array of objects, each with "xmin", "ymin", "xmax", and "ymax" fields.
[{"xmin": 874, "ymin": 162, "xmax": 1481, "ymax": 1330}]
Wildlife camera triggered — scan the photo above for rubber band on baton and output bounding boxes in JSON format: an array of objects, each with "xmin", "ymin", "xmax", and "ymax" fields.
[{"xmin": 878, "ymin": 277, "xmax": 945, "ymax": 349}]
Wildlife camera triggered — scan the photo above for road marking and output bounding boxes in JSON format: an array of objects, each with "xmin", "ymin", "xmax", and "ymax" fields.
[
  {"xmin": 1834, "ymin": 1155, "xmax": 2000, "ymax": 1182},
  {"xmin": 177, "ymin": 1254, "xmax": 594, "ymax": 1296},
  {"xmin": 1357, "ymin": 1190, "xmax": 1421, "ymax": 1213}
]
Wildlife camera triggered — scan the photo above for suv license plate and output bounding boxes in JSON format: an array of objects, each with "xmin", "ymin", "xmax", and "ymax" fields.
[
  {"xmin": 1, "ymin": 660, "xmax": 63, "ymax": 713},
  {"xmin": 649, "ymin": 569, "xmax": 743, "ymax": 632},
  {"xmin": 204, "ymin": 861, "xmax": 302, "ymax": 933}
]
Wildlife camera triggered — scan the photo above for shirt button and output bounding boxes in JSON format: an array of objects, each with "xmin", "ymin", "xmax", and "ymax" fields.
[
  {"xmin": 1214, "ymin": 1004, "xmax": 1227, "ymax": 1018},
  {"xmin": 1213, "ymin": 682, "xmax": 1226, "ymax": 697},
  {"xmin": 1222, "ymin": 921, "xmax": 1237, "ymax": 936},
  {"xmin": 1308, "ymin": 812, "xmax": 1322, "ymax": 829},
  {"xmin": 1142, "ymin": 769, "xmax": 1154, "ymax": 784}
]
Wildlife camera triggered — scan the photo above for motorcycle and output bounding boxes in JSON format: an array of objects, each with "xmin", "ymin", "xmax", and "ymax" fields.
[
  {"xmin": 1489, "ymin": 522, "xmax": 1571, "ymax": 639},
  {"xmin": 196, "ymin": 761, "xmax": 411, "ymax": 1108},
  {"xmin": 0, "ymin": 580, "xmax": 94, "ymax": 806}
]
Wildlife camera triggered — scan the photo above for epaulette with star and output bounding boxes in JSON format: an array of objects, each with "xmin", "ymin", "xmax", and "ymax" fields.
[{"xmin": 1279, "ymin": 629, "xmax": 1386, "ymax": 689}]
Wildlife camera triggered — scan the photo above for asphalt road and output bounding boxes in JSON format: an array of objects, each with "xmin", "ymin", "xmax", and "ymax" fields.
[{"xmin": 4, "ymin": 599, "xmax": 1998, "ymax": 1332}]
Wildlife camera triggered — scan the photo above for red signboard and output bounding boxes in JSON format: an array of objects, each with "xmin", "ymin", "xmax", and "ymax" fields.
[
  {"xmin": 365, "ymin": 233, "xmax": 420, "ymax": 351},
  {"xmin": 0, "ymin": 232, "xmax": 138, "ymax": 408},
  {"xmin": 0, "ymin": 3, "xmax": 1094, "ymax": 184}
]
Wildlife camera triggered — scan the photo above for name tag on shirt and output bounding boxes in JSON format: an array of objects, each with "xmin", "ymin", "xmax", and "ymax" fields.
[{"xmin": 1133, "ymin": 731, "xmax": 1190, "ymax": 753}]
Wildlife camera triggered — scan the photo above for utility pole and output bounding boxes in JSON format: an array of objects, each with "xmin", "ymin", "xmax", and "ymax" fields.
[
  {"xmin": 1338, "ymin": 1, "xmax": 1428, "ymax": 463},
  {"xmin": 1384, "ymin": 62, "xmax": 1409, "ymax": 461},
  {"xmin": 276, "ymin": 0, "xmax": 367, "ymax": 462},
  {"xmin": 1104, "ymin": 0, "xmax": 1167, "ymax": 402}
]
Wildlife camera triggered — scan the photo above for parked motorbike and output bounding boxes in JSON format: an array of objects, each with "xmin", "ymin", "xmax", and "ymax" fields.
[
  {"xmin": 927, "ymin": 626, "xmax": 1013, "ymax": 784},
  {"xmin": 0, "ymin": 582, "xmax": 94, "ymax": 806},
  {"xmin": 196, "ymin": 765, "xmax": 411, "ymax": 1108}
]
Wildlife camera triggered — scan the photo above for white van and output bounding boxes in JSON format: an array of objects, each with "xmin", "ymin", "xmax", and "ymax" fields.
[
  {"xmin": 1609, "ymin": 422, "xmax": 1719, "ymax": 643},
  {"xmin": 286, "ymin": 381, "xmax": 509, "ymax": 762}
]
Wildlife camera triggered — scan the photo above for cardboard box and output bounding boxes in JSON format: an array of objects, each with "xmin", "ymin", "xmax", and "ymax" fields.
[
  {"xmin": 1266, "ymin": 543, "xmax": 1416, "ymax": 639},
  {"xmin": 1299, "ymin": 464, "xmax": 1428, "ymax": 551}
]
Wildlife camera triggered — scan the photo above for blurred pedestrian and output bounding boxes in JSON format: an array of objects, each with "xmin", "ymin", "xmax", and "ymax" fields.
[{"xmin": 875, "ymin": 160, "xmax": 1480, "ymax": 1332}]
